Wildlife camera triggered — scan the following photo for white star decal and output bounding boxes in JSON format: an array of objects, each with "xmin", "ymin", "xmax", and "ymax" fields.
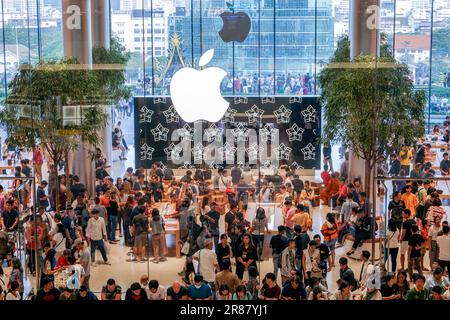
[
  {"xmin": 234, "ymin": 97, "xmax": 248, "ymax": 105},
  {"xmin": 193, "ymin": 143, "xmax": 204, "ymax": 162},
  {"xmin": 247, "ymin": 143, "xmax": 264, "ymax": 162},
  {"xmin": 286, "ymin": 123, "xmax": 305, "ymax": 142},
  {"xmin": 223, "ymin": 142, "xmax": 237, "ymax": 159},
  {"xmin": 140, "ymin": 143, "xmax": 155, "ymax": 161},
  {"xmin": 262, "ymin": 160, "xmax": 277, "ymax": 170},
  {"xmin": 301, "ymin": 105, "xmax": 317, "ymax": 123},
  {"xmin": 289, "ymin": 97, "xmax": 302, "ymax": 104},
  {"xmin": 245, "ymin": 105, "xmax": 264, "ymax": 123},
  {"xmin": 224, "ymin": 108, "xmax": 237, "ymax": 124},
  {"xmin": 204, "ymin": 124, "xmax": 223, "ymax": 142},
  {"xmin": 289, "ymin": 161, "xmax": 304, "ymax": 171},
  {"xmin": 261, "ymin": 97, "xmax": 275, "ymax": 104},
  {"xmin": 180, "ymin": 162, "xmax": 193, "ymax": 169},
  {"xmin": 153, "ymin": 97, "xmax": 166, "ymax": 104},
  {"xmin": 301, "ymin": 143, "xmax": 316, "ymax": 160},
  {"xmin": 151, "ymin": 124, "xmax": 169, "ymax": 141},
  {"xmin": 171, "ymin": 145, "xmax": 183, "ymax": 161},
  {"xmin": 231, "ymin": 123, "xmax": 250, "ymax": 142},
  {"xmin": 179, "ymin": 124, "xmax": 195, "ymax": 141},
  {"xmin": 275, "ymin": 143, "xmax": 292, "ymax": 160},
  {"xmin": 163, "ymin": 105, "xmax": 180, "ymax": 123},
  {"xmin": 139, "ymin": 106, "xmax": 154, "ymax": 123},
  {"xmin": 273, "ymin": 105, "xmax": 292, "ymax": 124},
  {"xmin": 260, "ymin": 124, "xmax": 279, "ymax": 142}
]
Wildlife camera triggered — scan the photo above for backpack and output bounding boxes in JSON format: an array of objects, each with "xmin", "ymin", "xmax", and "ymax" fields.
[{"xmin": 390, "ymin": 201, "xmax": 404, "ymax": 224}]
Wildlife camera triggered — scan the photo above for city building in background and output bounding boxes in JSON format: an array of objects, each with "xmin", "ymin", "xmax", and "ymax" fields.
[{"xmin": 0, "ymin": 0, "xmax": 448, "ymax": 124}]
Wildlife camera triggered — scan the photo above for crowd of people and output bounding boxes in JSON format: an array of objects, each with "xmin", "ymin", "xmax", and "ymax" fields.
[{"xmin": 1, "ymin": 118, "xmax": 450, "ymax": 301}]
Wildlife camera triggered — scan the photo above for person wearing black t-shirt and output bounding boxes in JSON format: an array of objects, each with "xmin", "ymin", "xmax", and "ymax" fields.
[
  {"xmin": 380, "ymin": 272, "xmax": 401, "ymax": 300},
  {"xmin": 388, "ymin": 192, "xmax": 406, "ymax": 229},
  {"xmin": 281, "ymin": 276, "xmax": 306, "ymax": 300},
  {"xmin": 150, "ymin": 175, "xmax": 164, "ymax": 203},
  {"xmin": 35, "ymin": 277, "xmax": 61, "ymax": 301},
  {"xmin": 1, "ymin": 201, "xmax": 19, "ymax": 232},
  {"xmin": 235, "ymin": 234, "xmax": 258, "ymax": 280},
  {"xmin": 107, "ymin": 193, "xmax": 120, "ymax": 244},
  {"xmin": 166, "ymin": 281, "xmax": 189, "ymax": 300},
  {"xmin": 205, "ymin": 203, "xmax": 220, "ymax": 245},
  {"xmin": 270, "ymin": 226, "xmax": 288, "ymax": 280},
  {"xmin": 216, "ymin": 234, "xmax": 232, "ymax": 271},
  {"xmin": 70, "ymin": 175, "xmax": 86, "ymax": 199},
  {"xmin": 125, "ymin": 283, "xmax": 148, "ymax": 301},
  {"xmin": 224, "ymin": 204, "xmax": 238, "ymax": 237},
  {"xmin": 258, "ymin": 273, "xmax": 281, "ymax": 300},
  {"xmin": 313, "ymin": 234, "xmax": 331, "ymax": 279},
  {"xmin": 399, "ymin": 209, "xmax": 416, "ymax": 270},
  {"xmin": 407, "ymin": 225, "xmax": 424, "ymax": 279},
  {"xmin": 37, "ymin": 181, "xmax": 50, "ymax": 209}
]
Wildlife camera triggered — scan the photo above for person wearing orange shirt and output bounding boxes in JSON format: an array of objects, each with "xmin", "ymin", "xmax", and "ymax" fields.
[
  {"xmin": 401, "ymin": 185, "xmax": 418, "ymax": 218},
  {"xmin": 321, "ymin": 165, "xmax": 331, "ymax": 188},
  {"xmin": 290, "ymin": 204, "xmax": 312, "ymax": 232},
  {"xmin": 320, "ymin": 173, "xmax": 340, "ymax": 207}
]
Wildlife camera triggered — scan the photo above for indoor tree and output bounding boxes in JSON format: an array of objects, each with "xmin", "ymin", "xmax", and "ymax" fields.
[
  {"xmin": 0, "ymin": 39, "xmax": 130, "ymax": 208},
  {"xmin": 318, "ymin": 34, "xmax": 427, "ymax": 200}
]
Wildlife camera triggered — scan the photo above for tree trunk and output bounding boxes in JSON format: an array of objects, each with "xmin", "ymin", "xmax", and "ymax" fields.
[
  {"xmin": 65, "ymin": 149, "xmax": 72, "ymax": 204},
  {"xmin": 364, "ymin": 158, "xmax": 372, "ymax": 212}
]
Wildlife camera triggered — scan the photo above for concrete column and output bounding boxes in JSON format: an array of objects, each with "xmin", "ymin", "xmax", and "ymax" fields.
[
  {"xmin": 91, "ymin": 0, "xmax": 112, "ymax": 169},
  {"xmin": 62, "ymin": 0, "xmax": 93, "ymax": 66},
  {"xmin": 62, "ymin": 0, "xmax": 112, "ymax": 196},
  {"xmin": 91, "ymin": 0, "xmax": 110, "ymax": 49},
  {"xmin": 347, "ymin": 0, "xmax": 380, "ymax": 184}
]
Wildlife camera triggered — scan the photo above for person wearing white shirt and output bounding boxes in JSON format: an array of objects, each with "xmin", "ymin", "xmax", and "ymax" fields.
[
  {"xmin": 193, "ymin": 239, "xmax": 219, "ymax": 294},
  {"xmin": 428, "ymin": 217, "xmax": 442, "ymax": 270},
  {"xmin": 145, "ymin": 280, "xmax": 166, "ymax": 300},
  {"xmin": 436, "ymin": 225, "xmax": 450, "ymax": 274},
  {"xmin": 386, "ymin": 219, "xmax": 400, "ymax": 272},
  {"xmin": 358, "ymin": 250, "xmax": 373, "ymax": 289},
  {"xmin": 218, "ymin": 170, "xmax": 232, "ymax": 192},
  {"xmin": 86, "ymin": 209, "xmax": 110, "ymax": 265},
  {"xmin": 5, "ymin": 282, "xmax": 21, "ymax": 300}
]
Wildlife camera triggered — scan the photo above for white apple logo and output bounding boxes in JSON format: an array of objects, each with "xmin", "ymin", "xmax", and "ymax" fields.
[{"xmin": 170, "ymin": 49, "xmax": 229, "ymax": 123}]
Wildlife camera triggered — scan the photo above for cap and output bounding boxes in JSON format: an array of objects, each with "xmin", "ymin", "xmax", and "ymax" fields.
[{"xmin": 72, "ymin": 239, "xmax": 83, "ymax": 248}]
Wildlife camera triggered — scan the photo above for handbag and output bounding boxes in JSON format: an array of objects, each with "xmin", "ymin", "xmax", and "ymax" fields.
[
  {"xmin": 310, "ymin": 267, "xmax": 323, "ymax": 279},
  {"xmin": 54, "ymin": 270, "xmax": 68, "ymax": 289},
  {"xmin": 181, "ymin": 241, "xmax": 190, "ymax": 255}
]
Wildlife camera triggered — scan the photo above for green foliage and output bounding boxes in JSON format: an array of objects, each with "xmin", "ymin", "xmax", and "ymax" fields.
[
  {"xmin": 0, "ymin": 37, "xmax": 130, "ymax": 165},
  {"xmin": 319, "ymin": 35, "xmax": 426, "ymax": 169},
  {"xmin": 92, "ymin": 37, "xmax": 131, "ymax": 102}
]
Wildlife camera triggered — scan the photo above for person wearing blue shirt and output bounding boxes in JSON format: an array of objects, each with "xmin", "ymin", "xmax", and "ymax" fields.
[
  {"xmin": 76, "ymin": 285, "xmax": 98, "ymax": 300},
  {"xmin": 188, "ymin": 274, "xmax": 212, "ymax": 300}
]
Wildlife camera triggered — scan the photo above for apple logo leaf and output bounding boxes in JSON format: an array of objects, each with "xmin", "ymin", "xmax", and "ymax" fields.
[{"xmin": 199, "ymin": 49, "xmax": 215, "ymax": 68}]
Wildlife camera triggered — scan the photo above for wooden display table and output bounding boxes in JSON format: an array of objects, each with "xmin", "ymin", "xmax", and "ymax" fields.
[{"xmin": 152, "ymin": 202, "xmax": 181, "ymax": 258}]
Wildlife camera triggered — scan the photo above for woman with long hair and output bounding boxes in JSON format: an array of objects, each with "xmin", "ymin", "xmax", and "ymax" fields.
[
  {"xmin": 122, "ymin": 195, "xmax": 134, "ymax": 247},
  {"xmin": 320, "ymin": 213, "xmax": 338, "ymax": 267},
  {"xmin": 52, "ymin": 223, "xmax": 67, "ymax": 259},
  {"xmin": 235, "ymin": 233, "xmax": 257, "ymax": 280},
  {"xmin": 333, "ymin": 281, "xmax": 353, "ymax": 300},
  {"xmin": 386, "ymin": 219, "xmax": 400, "ymax": 272},
  {"xmin": 396, "ymin": 269, "xmax": 409, "ymax": 299},
  {"xmin": 428, "ymin": 216, "xmax": 442, "ymax": 270},
  {"xmin": 41, "ymin": 248, "xmax": 59, "ymax": 286},
  {"xmin": 9, "ymin": 258, "xmax": 23, "ymax": 297},
  {"xmin": 251, "ymin": 207, "xmax": 269, "ymax": 261}
]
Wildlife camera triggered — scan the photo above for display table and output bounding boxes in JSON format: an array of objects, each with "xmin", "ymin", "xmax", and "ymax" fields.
[
  {"xmin": 246, "ymin": 202, "xmax": 284, "ymax": 233},
  {"xmin": 152, "ymin": 202, "xmax": 181, "ymax": 258}
]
